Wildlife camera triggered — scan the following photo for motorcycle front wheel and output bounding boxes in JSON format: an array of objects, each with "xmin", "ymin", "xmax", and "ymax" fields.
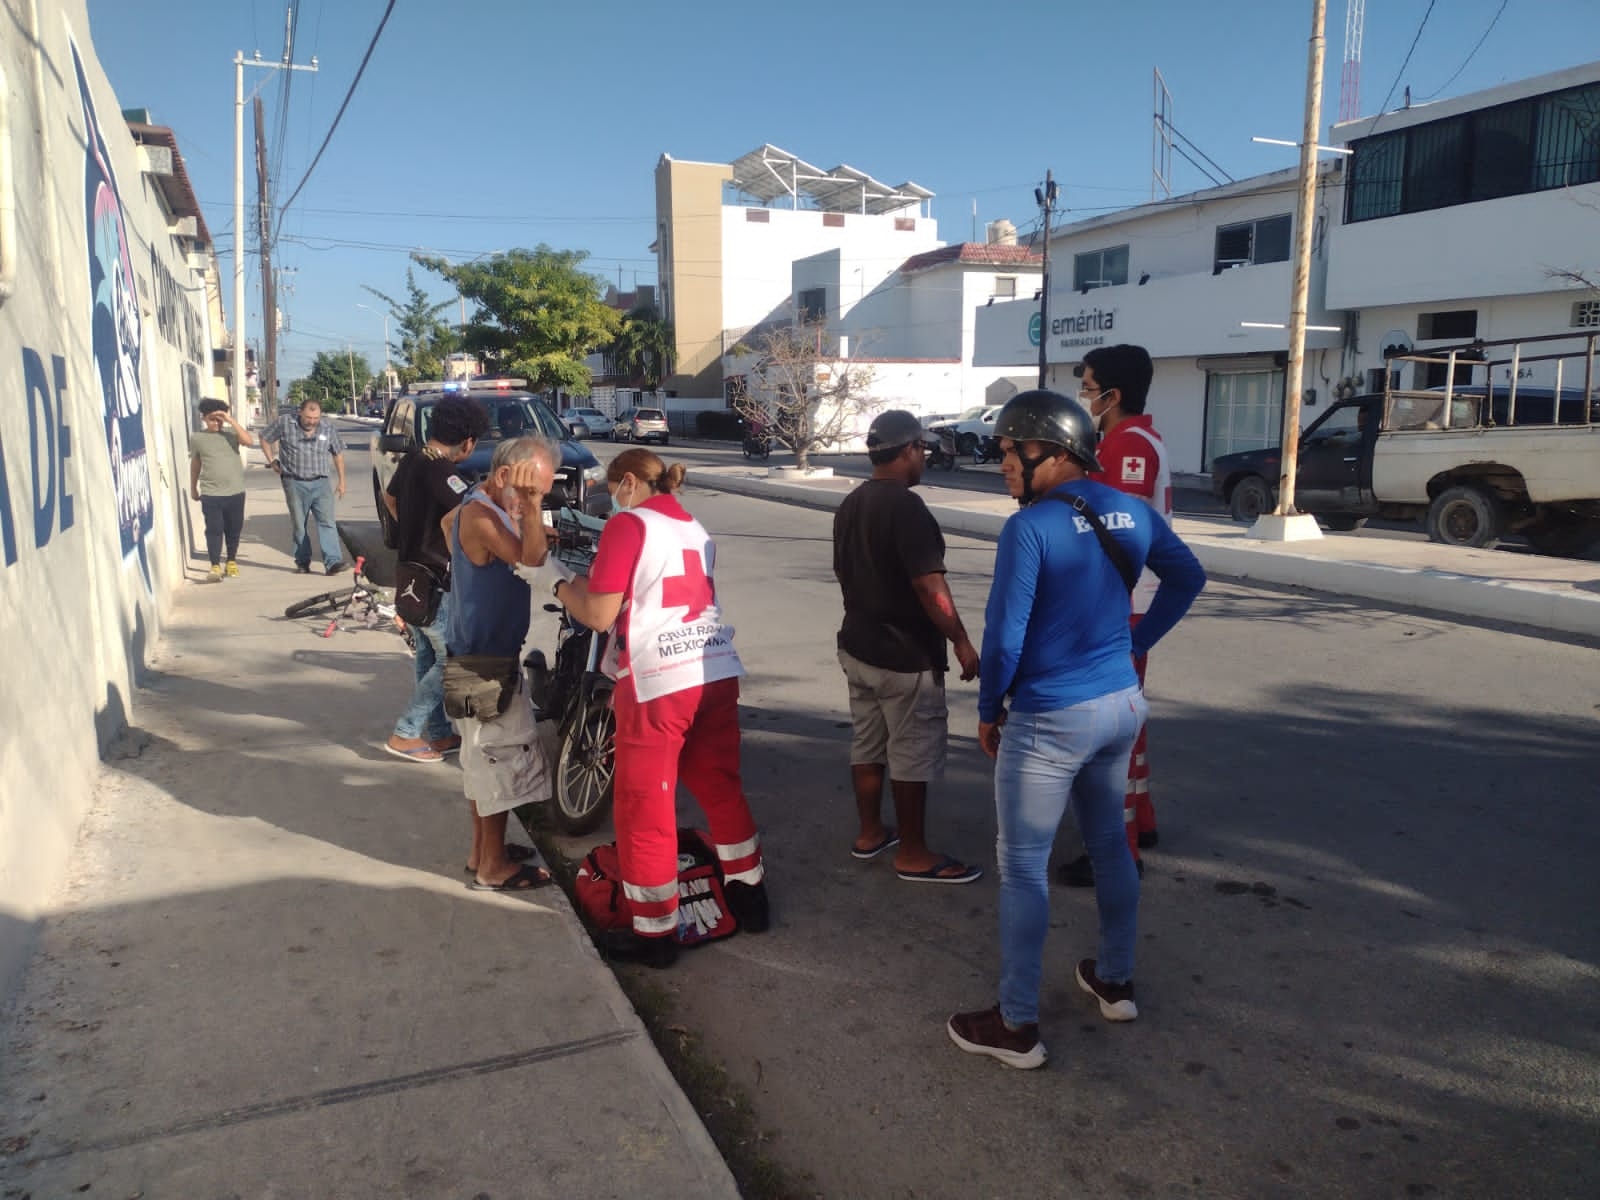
[{"xmin": 554, "ymin": 694, "xmax": 617, "ymax": 835}]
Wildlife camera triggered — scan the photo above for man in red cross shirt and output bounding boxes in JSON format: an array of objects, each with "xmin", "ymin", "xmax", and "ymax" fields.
[
  {"xmin": 535, "ymin": 448, "xmax": 768, "ymax": 968},
  {"xmin": 1058, "ymin": 344, "xmax": 1172, "ymax": 889}
]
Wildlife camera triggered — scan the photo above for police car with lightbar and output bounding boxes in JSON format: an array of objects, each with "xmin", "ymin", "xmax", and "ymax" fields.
[{"xmin": 370, "ymin": 379, "xmax": 610, "ymax": 548}]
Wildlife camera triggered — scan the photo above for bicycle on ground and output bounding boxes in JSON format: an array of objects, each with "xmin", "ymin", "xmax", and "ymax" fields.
[{"xmin": 284, "ymin": 556, "xmax": 416, "ymax": 651}]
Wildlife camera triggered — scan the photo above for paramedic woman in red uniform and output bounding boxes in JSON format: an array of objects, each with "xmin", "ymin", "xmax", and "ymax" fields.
[
  {"xmin": 1059, "ymin": 344, "xmax": 1173, "ymax": 888},
  {"xmin": 534, "ymin": 447, "xmax": 769, "ymax": 967}
]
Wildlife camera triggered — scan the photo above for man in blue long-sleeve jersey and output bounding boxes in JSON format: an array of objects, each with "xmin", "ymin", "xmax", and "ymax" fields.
[{"xmin": 947, "ymin": 390, "xmax": 1205, "ymax": 1070}]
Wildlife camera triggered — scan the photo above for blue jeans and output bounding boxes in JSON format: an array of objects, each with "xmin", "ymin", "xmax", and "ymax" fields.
[
  {"xmin": 282, "ymin": 476, "xmax": 341, "ymax": 568},
  {"xmin": 394, "ymin": 590, "xmax": 454, "ymax": 741},
  {"xmin": 995, "ymin": 684, "xmax": 1148, "ymax": 1026}
]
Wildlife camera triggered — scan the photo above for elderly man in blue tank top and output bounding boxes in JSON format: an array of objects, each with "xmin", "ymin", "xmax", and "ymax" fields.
[
  {"xmin": 442, "ymin": 435, "xmax": 562, "ymax": 892},
  {"xmin": 947, "ymin": 389, "xmax": 1205, "ymax": 1070}
]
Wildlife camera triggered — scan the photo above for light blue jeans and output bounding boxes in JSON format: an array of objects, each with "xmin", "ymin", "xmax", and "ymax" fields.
[
  {"xmin": 394, "ymin": 590, "xmax": 454, "ymax": 741},
  {"xmin": 282, "ymin": 476, "xmax": 341, "ymax": 569},
  {"xmin": 996, "ymin": 684, "xmax": 1148, "ymax": 1026}
]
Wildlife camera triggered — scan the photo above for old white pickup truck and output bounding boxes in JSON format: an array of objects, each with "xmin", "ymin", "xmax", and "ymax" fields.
[{"xmin": 1213, "ymin": 332, "xmax": 1600, "ymax": 555}]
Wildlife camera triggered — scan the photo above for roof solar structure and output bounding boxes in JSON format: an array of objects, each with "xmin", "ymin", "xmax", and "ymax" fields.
[{"xmin": 727, "ymin": 144, "xmax": 931, "ymax": 215}]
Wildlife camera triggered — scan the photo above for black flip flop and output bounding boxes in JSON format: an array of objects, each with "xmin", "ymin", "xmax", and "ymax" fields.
[
  {"xmin": 896, "ymin": 855, "xmax": 983, "ymax": 885},
  {"xmin": 850, "ymin": 829, "xmax": 900, "ymax": 861},
  {"xmin": 467, "ymin": 863, "xmax": 553, "ymax": 892},
  {"xmin": 464, "ymin": 843, "xmax": 537, "ymax": 874}
]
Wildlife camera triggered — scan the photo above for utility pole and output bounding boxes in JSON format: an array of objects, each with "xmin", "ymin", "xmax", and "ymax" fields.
[
  {"xmin": 255, "ymin": 97, "xmax": 278, "ymax": 417},
  {"xmin": 347, "ymin": 344, "xmax": 357, "ymax": 411},
  {"xmin": 1255, "ymin": 0, "xmax": 1328, "ymax": 540},
  {"xmin": 230, "ymin": 44, "xmax": 316, "ymax": 423},
  {"xmin": 1034, "ymin": 170, "xmax": 1058, "ymax": 389}
]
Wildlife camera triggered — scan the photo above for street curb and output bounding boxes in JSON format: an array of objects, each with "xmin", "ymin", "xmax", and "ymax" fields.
[{"xmin": 691, "ymin": 468, "xmax": 1600, "ymax": 641}]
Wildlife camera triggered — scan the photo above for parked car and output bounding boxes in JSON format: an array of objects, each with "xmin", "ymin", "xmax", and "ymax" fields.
[
  {"xmin": 927, "ymin": 405, "xmax": 1003, "ymax": 455},
  {"xmin": 370, "ymin": 384, "xmax": 610, "ymax": 549},
  {"xmin": 612, "ymin": 407, "xmax": 670, "ymax": 445},
  {"xmin": 563, "ymin": 406, "xmax": 610, "ymax": 439}
]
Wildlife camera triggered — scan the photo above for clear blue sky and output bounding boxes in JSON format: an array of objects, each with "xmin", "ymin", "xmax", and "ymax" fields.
[{"xmin": 84, "ymin": 0, "xmax": 1599, "ymax": 381}]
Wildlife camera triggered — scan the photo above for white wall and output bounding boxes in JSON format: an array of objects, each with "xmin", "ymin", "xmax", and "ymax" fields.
[
  {"xmin": 975, "ymin": 257, "xmax": 1342, "ymax": 368},
  {"xmin": 1045, "ymin": 170, "xmax": 1317, "ymax": 286},
  {"xmin": 1352, "ymin": 292, "xmax": 1597, "ymax": 392},
  {"xmin": 1326, "ymin": 180, "xmax": 1600, "ymax": 311},
  {"xmin": 722, "ymin": 206, "xmax": 941, "ymax": 332},
  {"xmin": 0, "ymin": 1, "xmax": 216, "ymax": 989}
]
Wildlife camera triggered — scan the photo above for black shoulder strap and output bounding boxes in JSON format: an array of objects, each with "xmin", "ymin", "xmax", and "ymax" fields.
[{"xmin": 1044, "ymin": 492, "xmax": 1138, "ymax": 594}]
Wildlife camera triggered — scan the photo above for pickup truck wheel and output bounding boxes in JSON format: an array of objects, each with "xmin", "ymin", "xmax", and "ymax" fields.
[
  {"xmin": 1228, "ymin": 476, "xmax": 1272, "ymax": 523},
  {"xmin": 1427, "ymin": 485, "xmax": 1501, "ymax": 548},
  {"xmin": 373, "ymin": 475, "xmax": 397, "ymax": 549},
  {"xmin": 1318, "ymin": 514, "xmax": 1366, "ymax": 532}
]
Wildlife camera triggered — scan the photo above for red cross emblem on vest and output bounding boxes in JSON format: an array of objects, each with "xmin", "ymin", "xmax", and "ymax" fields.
[{"xmin": 660, "ymin": 548, "xmax": 714, "ymax": 622}]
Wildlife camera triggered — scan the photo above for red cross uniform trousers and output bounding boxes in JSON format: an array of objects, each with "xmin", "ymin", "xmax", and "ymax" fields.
[
  {"xmin": 588, "ymin": 495, "xmax": 764, "ymax": 940},
  {"xmin": 1089, "ymin": 416, "xmax": 1172, "ymax": 858}
]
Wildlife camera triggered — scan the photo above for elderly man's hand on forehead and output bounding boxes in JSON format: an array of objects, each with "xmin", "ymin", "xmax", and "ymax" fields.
[{"xmin": 504, "ymin": 457, "xmax": 551, "ymax": 496}]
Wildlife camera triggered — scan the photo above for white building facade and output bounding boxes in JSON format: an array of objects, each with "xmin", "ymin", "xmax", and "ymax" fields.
[
  {"xmin": 974, "ymin": 166, "xmax": 1344, "ymax": 473},
  {"xmin": 782, "ymin": 241, "xmax": 1040, "ymax": 420},
  {"xmin": 973, "ymin": 61, "xmax": 1600, "ymax": 474},
  {"xmin": 655, "ymin": 145, "xmax": 939, "ymax": 405},
  {"xmin": 1325, "ymin": 62, "xmax": 1600, "ymax": 396}
]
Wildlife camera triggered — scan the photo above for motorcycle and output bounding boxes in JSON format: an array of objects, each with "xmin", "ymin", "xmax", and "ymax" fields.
[
  {"xmin": 924, "ymin": 428, "xmax": 958, "ymax": 470},
  {"xmin": 739, "ymin": 415, "xmax": 772, "ymax": 460},
  {"xmin": 972, "ymin": 434, "xmax": 1004, "ymax": 465},
  {"xmin": 525, "ymin": 508, "xmax": 616, "ymax": 835}
]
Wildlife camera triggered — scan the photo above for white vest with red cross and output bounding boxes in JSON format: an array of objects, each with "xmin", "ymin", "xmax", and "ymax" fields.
[{"xmin": 607, "ymin": 507, "xmax": 744, "ymax": 702}]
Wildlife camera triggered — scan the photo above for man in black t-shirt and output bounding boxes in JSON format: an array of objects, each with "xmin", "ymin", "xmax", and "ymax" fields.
[
  {"xmin": 383, "ymin": 396, "xmax": 490, "ymax": 764},
  {"xmin": 833, "ymin": 410, "xmax": 983, "ymax": 885}
]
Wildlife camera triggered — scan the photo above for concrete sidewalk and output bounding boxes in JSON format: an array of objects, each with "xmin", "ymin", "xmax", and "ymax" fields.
[
  {"xmin": 691, "ymin": 463, "xmax": 1600, "ymax": 640},
  {"xmin": 0, "ymin": 478, "xmax": 738, "ymax": 1200}
]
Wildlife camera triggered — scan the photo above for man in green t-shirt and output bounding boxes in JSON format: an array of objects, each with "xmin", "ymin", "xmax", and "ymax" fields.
[{"xmin": 189, "ymin": 398, "xmax": 258, "ymax": 580}]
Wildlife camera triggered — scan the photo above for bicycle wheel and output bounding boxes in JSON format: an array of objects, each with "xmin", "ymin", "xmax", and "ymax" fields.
[
  {"xmin": 554, "ymin": 696, "xmax": 616, "ymax": 836},
  {"xmin": 284, "ymin": 587, "xmax": 357, "ymax": 619}
]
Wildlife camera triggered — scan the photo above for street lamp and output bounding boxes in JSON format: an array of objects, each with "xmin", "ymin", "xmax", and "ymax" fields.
[{"xmin": 356, "ymin": 302, "xmax": 391, "ymax": 404}]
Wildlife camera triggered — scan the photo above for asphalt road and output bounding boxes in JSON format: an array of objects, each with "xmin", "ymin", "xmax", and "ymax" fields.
[{"xmin": 334, "ymin": 423, "xmax": 1600, "ymax": 1199}]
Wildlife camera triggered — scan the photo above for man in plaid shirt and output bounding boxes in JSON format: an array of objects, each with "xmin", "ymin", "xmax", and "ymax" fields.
[{"xmin": 261, "ymin": 398, "xmax": 349, "ymax": 574}]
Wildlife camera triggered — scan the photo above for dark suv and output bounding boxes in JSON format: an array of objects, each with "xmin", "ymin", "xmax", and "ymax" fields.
[{"xmin": 371, "ymin": 385, "xmax": 610, "ymax": 548}]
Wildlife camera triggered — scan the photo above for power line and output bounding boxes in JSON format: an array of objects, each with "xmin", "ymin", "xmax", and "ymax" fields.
[
  {"xmin": 1373, "ymin": 0, "xmax": 1439, "ymax": 122},
  {"xmin": 275, "ymin": 0, "xmax": 397, "ymax": 239},
  {"xmin": 1418, "ymin": 0, "xmax": 1510, "ymax": 102}
]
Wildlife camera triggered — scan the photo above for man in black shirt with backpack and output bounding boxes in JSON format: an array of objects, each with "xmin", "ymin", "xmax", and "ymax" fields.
[
  {"xmin": 383, "ymin": 396, "xmax": 490, "ymax": 764},
  {"xmin": 832, "ymin": 410, "xmax": 983, "ymax": 885}
]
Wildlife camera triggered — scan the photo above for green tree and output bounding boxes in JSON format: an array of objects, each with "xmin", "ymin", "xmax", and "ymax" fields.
[
  {"xmin": 363, "ymin": 267, "xmax": 456, "ymax": 385},
  {"xmin": 610, "ymin": 305, "xmax": 675, "ymax": 390},
  {"xmin": 290, "ymin": 349, "xmax": 373, "ymax": 413},
  {"xmin": 413, "ymin": 246, "xmax": 621, "ymax": 395}
]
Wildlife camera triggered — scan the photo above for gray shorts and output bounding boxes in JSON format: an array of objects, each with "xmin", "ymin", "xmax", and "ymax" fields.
[
  {"xmin": 837, "ymin": 648, "xmax": 948, "ymax": 783},
  {"xmin": 461, "ymin": 692, "xmax": 557, "ymax": 818}
]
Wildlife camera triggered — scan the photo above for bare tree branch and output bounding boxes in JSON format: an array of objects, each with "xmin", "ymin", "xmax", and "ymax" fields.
[{"xmin": 728, "ymin": 322, "xmax": 876, "ymax": 472}]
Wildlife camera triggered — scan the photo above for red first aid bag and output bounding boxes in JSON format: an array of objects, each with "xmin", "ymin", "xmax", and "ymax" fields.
[{"xmin": 574, "ymin": 828, "xmax": 738, "ymax": 946}]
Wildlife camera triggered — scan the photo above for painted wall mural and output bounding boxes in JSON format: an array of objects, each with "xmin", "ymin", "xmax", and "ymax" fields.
[{"xmin": 72, "ymin": 35, "xmax": 152, "ymax": 584}]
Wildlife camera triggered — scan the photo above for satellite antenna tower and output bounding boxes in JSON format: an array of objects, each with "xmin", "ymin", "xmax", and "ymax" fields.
[
  {"xmin": 1152, "ymin": 68, "xmax": 1173, "ymax": 200},
  {"xmin": 1339, "ymin": 0, "xmax": 1365, "ymax": 122}
]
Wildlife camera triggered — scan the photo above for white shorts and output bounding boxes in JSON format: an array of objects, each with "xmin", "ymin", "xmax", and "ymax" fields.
[{"xmin": 461, "ymin": 691, "xmax": 557, "ymax": 818}]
